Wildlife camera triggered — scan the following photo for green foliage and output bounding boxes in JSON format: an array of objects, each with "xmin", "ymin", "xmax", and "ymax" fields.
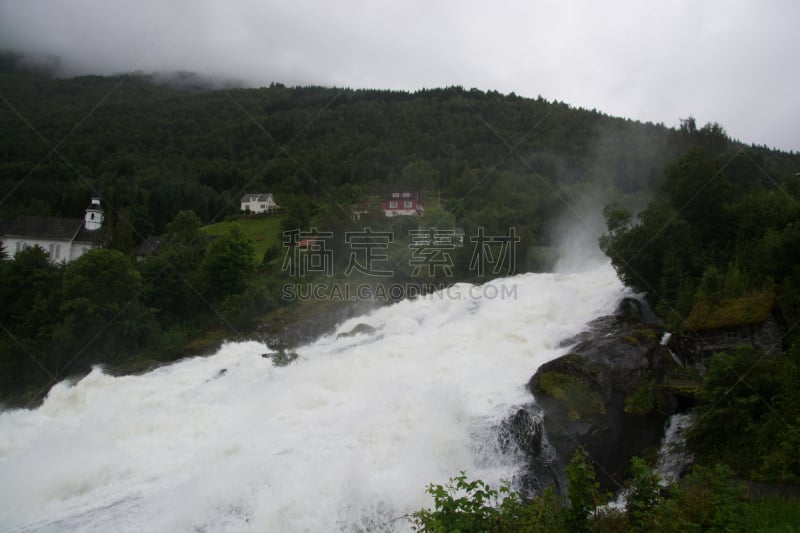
[
  {"xmin": 625, "ymin": 457, "xmax": 663, "ymax": 532},
  {"xmin": 687, "ymin": 346, "xmax": 799, "ymax": 480},
  {"xmin": 600, "ymin": 199, "xmax": 696, "ymax": 304},
  {"xmin": 411, "ymin": 453, "xmax": 763, "ymax": 533},
  {"xmin": 411, "ymin": 472, "xmax": 517, "ymax": 532},
  {"xmin": 566, "ymin": 447, "xmax": 602, "ymax": 532},
  {"xmin": 624, "ymin": 380, "xmax": 664, "ymax": 416},
  {"xmin": 600, "ymin": 141, "xmax": 800, "ymax": 340},
  {"xmin": 52, "ymin": 249, "xmax": 159, "ymax": 370},
  {"xmin": 412, "ymin": 464, "xmax": 578, "ymax": 532},
  {"xmin": 678, "ymin": 464, "xmax": 745, "ymax": 532},
  {"xmin": 0, "ymin": 210, "xmax": 266, "ymax": 405},
  {"xmin": 0, "ymin": 246, "xmax": 64, "ymax": 395},
  {"xmin": 200, "ymin": 225, "xmax": 255, "ymax": 302}
]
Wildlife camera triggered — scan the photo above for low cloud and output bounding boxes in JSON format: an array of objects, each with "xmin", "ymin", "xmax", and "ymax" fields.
[{"xmin": 1, "ymin": 0, "xmax": 798, "ymax": 151}]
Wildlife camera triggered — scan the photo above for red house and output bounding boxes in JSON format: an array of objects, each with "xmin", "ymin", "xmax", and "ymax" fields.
[{"xmin": 380, "ymin": 192, "xmax": 424, "ymax": 217}]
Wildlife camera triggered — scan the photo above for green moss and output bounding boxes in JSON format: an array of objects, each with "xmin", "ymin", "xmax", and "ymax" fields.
[
  {"xmin": 624, "ymin": 382, "xmax": 663, "ymax": 415},
  {"xmin": 621, "ymin": 335, "xmax": 641, "ymax": 346},
  {"xmin": 685, "ymin": 291, "xmax": 775, "ymax": 331},
  {"xmin": 634, "ymin": 328, "xmax": 659, "ymax": 342},
  {"xmin": 537, "ymin": 371, "xmax": 605, "ymax": 420}
]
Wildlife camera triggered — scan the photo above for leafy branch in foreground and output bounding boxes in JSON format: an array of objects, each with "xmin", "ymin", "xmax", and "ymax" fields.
[
  {"xmin": 410, "ymin": 470, "xmax": 565, "ymax": 533},
  {"xmin": 410, "ymin": 450, "xmax": 602, "ymax": 532},
  {"xmin": 410, "ymin": 450, "xmax": 757, "ymax": 532}
]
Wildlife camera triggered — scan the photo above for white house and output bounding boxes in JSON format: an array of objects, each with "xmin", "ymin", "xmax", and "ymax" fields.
[
  {"xmin": 240, "ymin": 193, "xmax": 280, "ymax": 214},
  {"xmin": 0, "ymin": 198, "xmax": 104, "ymax": 263}
]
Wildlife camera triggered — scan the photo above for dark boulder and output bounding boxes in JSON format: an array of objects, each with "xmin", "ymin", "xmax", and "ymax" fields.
[
  {"xmin": 497, "ymin": 405, "xmax": 564, "ymax": 497},
  {"xmin": 526, "ymin": 297, "xmax": 678, "ymax": 492},
  {"xmin": 499, "ymin": 406, "xmax": 544, "ymax": 456}
]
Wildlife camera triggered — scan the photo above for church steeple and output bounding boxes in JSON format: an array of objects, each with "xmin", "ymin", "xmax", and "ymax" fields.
[{"xmin": 84, "ymin": 197, "xmax": 104, "ymax": 231}]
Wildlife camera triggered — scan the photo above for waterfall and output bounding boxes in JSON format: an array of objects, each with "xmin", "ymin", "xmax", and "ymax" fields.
[
  {"xmin": 0, "ymin": 265, "xmax": 625, "ymax": 532},
  {"xmin": 655, "ymin": 413, "xmax": 695, "ymax": 486}
]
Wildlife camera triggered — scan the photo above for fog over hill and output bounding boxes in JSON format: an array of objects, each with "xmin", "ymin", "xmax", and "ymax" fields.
[{"xmin": 0, "ymin": 0, "xmax": 798, "ymax": 152}]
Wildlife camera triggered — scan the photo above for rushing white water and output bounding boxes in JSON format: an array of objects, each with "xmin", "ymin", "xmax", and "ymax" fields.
[
  {"xmin": 655, "ymin": 413, "xmax": 695, "ymax": 486},
  {"xmin": 0, "ymin": 265, "xmax": 625, "ymax": 532}
]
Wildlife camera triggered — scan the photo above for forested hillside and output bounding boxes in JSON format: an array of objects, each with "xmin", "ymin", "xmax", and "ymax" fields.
[
  {"xmin": 2, "ymin": 68, "xmax": 800, "ymax": 409},
  {"xmin": 3, "ymin": 68, "xmax": 796, "ymax": 241}
]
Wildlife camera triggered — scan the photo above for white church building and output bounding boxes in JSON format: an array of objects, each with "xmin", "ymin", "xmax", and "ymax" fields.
[{"xmin": 0, "ymin": 198, "xmax": 105, "ymax": 263}]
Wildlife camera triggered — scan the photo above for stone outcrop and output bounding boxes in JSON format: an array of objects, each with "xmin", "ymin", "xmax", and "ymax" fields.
[{"xmin": 524, "ymin": 297, "xmax": 682, "ymax": 492}]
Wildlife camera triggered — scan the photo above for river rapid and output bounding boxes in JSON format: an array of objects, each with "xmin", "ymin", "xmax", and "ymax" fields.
[{"xmin": 0, "ymin": 265, "xmax": 625, "ymax": 532}]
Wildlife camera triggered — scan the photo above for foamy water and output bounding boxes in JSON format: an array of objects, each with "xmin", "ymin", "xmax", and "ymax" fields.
[{"xmin": 0, "ymin": 265, "xmax": 625, "ymax": 532}]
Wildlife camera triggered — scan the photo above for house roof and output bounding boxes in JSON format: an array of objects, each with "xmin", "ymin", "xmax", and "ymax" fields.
[
  {"xmin": 74, "ymin": 226, "xmax": 104, "ymax": 243},
  {"xmin": 241, "ymin": 193, "xmax": 274, "ymax": 203},
  {"xmin": 0, "ymin": 215, "xmax": 83, "ymax": 240},
  {"xmin": 685, "ymin": 291, "xmax": 777, "ymax": 331},
  {"xmin": 386, "ymin": 191, "xmax": 420, "ymax": 198}
]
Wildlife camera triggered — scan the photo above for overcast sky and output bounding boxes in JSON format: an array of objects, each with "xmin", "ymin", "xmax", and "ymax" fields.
[{"xmin": 1, "ymin": 0, "xmax": 798, "ymax": 152}]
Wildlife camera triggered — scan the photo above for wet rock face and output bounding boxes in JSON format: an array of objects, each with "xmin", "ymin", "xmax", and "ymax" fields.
[
  {"xmin": 498, "ymin": 405, "xmax": 564, "ymax": 497},
  {"xmin": 526, "ymin": 297, "xmax": 676, "ymax": 492},
  {"xmin": 499, "ymin": 407, "xmax": 544, "ymax": 456}
]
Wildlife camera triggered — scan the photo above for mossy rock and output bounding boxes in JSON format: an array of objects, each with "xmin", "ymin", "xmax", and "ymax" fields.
[
  {"xmin": 664, "ymin": 379, "xmax": 702, "ymax": 397},
  {"xmin": 634, "ymin": 327, "xmax": 659, "ymax": 342},
  {"xmin": 624, "ymin": 382, "xmax": 663, "ymax": 415},
  {"xmin": 621, "ymin": 335, "xmax": 641, "ymax": 346},
  {"xmin": 536, "ymin": 370, "xmax": 606, "ymax": 421}
]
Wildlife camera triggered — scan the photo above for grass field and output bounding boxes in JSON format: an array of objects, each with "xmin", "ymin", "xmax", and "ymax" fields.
[{"xmin": 202, "ymin": 214, "xmax": 285, "ymax": 264}]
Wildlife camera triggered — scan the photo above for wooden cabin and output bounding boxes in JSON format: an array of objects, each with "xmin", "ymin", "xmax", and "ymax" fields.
[{"xmin": 684, "ymin": 291, "xmax": 785, "ymax": 357}]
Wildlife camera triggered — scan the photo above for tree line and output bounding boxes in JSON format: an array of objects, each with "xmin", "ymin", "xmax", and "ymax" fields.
[{"xmin": 0, "ymin": 210, "xmax": 263, "ymax": 405}]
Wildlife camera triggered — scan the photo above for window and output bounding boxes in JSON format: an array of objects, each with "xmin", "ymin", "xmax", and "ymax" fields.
[
  {"xmin": 392, "ymin": 192, "xmax": 400, "ymax": 198},
  {"xmin": 403, "ymin": 192, "xmax": 411, "ymax": 198},
  {"xmin": 404, "ymin": 200, "xmax": 413, "ymax": 208},
  {"xmin": 389, "ymin": 201, "xmax": 398, "ymax": 209},
  {"xmin": 48, "ymin": 243, "xmax": 61, "ymax": 261}
]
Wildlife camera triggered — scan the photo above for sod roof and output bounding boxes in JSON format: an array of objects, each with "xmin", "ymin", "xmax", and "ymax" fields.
[{"xmin": 685, "ymin": 291, "xmax": 776, "ymax": 331}]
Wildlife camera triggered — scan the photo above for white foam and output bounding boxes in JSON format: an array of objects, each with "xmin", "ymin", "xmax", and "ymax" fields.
[{"xmin": 0, "ymin": 264, "xmax": 625, "ymax": 532}]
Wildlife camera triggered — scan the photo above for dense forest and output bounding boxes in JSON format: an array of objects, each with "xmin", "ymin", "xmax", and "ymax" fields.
[{"xmin": 2, "ymin": 61, "xmax": 800, "ymax": 527}]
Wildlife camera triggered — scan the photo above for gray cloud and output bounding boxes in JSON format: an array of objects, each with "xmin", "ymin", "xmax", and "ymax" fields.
[{"xmin": 1, "ymin": 0, "xmax": 798, "ymax": 151}]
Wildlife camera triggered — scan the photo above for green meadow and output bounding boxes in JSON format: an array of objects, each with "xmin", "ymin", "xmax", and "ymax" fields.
[{"xmin": 203, "ymin": 215, "xmax": 285, "ymax": 264}]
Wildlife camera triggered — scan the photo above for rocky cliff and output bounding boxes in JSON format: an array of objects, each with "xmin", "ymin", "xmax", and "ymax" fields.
[{"xmin": 512, "ymin": 297, "xmax": 696, "ymax": 494}]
